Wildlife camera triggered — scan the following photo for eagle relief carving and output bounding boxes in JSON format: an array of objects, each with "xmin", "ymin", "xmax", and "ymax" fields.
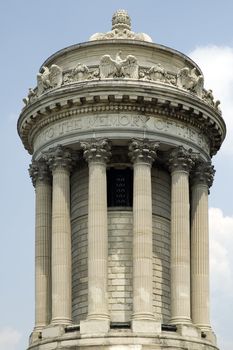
[
  {"xmin": 37, "ymin": 65, "xmax": 63, "ymax": 95},
  {"xmin": 99, "ymin": 51, "xmax": 138, "ymax": 79},
  {"xmin": 177, "ymin": 67, "xmax": 204, "ymax": 98}
]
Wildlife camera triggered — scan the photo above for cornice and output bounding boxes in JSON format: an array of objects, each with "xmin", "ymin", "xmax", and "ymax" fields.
[{"xmin": 18, "ymin": 81, "xmax": 226, "ymax": 157}]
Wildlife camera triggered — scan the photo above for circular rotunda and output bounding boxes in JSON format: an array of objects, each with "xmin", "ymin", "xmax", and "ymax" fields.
[{"xmin": 18, "ymin": 10, "xmax": 226, "ymax": 350}]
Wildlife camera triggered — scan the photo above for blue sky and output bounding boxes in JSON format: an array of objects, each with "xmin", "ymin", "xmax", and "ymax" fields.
[{"xmin": 1, "ymin": 1, "xmax": 233, "ymax": 349}]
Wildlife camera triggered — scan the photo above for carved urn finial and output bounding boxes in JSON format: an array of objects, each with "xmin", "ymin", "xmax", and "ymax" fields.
[{"xmin": 112, "ymin": 9, "xmax": 131, "ymax": 31}]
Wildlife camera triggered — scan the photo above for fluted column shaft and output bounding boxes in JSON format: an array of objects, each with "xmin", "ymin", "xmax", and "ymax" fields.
[
  {"xmin": 169, "ymin": 147, "xmax": 194, "ymax": 324},
  {"xmin": 129, "ymin": 139, "xmax": 159, "ymax": 320},
  {"xmin": 191, "ymin": 162, "xmax": 215, "ymax": 330},
  {"xmin": 48, "ymin": 146, "xmax": 73, "ymax": 325},
  {"xmin": 82, "ymin": 139, "xmax": 111, "ymax": 320},
  {"xmin": 29, "ymin": 161, "xmax": 52, "ymax": 330}
]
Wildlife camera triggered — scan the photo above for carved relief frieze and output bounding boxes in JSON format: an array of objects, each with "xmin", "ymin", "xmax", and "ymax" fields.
[{"xmin": 22, "ymin": 57, "xmax": 220, "ymax": 114}]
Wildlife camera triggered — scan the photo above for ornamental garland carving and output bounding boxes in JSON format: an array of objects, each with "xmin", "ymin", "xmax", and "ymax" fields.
[{"xmin": 22, "ymin": 53, "xmax": 220, "ymax": 113}]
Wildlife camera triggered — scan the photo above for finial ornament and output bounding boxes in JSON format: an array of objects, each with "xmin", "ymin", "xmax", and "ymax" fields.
[
  {"xmin": 89, "ymin": 10, "xmax": 152, "ymax": 42},
  {"xmin": 129, "ymin": 138, "xmax": 159, "ymax": 165},
  {"xmin": 112, "ymin": 9, "xmax": 131, "ymax": 31}
]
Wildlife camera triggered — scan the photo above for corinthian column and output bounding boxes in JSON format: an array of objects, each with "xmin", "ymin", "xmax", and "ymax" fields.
[
  {"xmin": 29, "ymin": 160, "xmax": 52, "ymax": 331},
  {"xmin": 48, "ymin": 146, "xmax": 73, "ymax": 325},
  {"xmin": 191, "ymin": 161, "xmax": 215, "ymax": 340},
  {"xmin": 129, "ymin": 139, "xmax": 160, "ymax": 333},
  {"xmin": 168, "ymin": 146, "xmax": 194, "ymax": 326},
  {"xmin": 80, "ymin": 139, "xmax": 111, "ymax": 335}
]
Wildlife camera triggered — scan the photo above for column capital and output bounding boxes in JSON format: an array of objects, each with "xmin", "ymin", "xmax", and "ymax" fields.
[
  {"xmin": 129, "ymin": 138, "xmax": 159, "ymax": 165},
  {"xmin": 168, "ymin": 146, "xmax": 194, "ymax": 173},
  {"xmin": 191, "ymin": 161, "xmax": 215, "ymax": 188},
  {"xmin": 29, "ymin": 159, "xmax": 51, "ymax": 187},
  {"xmin": 45, "ymin": 145, "xmax": 74, "ymax": 172},
  {"xmin": 81, "ymin": 138, "xmax": 111, "ymax": 164}
]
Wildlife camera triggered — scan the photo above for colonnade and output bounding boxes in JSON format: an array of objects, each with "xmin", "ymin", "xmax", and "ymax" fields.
[{"xmin": 29, "ymin": 139, "xmax": 214, "ymax": 335}]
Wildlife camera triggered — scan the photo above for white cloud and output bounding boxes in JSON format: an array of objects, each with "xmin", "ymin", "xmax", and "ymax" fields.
[
  {"xmin": 209, "ymin": 207, "xmax": 233, "ymax": 349},
  {"xmin": 189, "ymin": 46, "xmax": 233, "ymax": 155},
  {"xmin": 0, "ymin": 328, "xmax": 22, "ymax": 350},
  {"xmin": 209, "ymin": 207, "xmax": 233, "ymax": 296}
]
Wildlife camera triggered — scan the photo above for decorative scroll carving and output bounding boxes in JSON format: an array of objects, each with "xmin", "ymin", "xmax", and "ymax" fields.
[
  {"xmin": 139, "ymin": 64, "xmax": 177, "ymax": 85},
  {"xmin": 44, "ymin": 145, "xmax": 74, "ymax": 172},
  {"xmin": 37, "ymin": 65, "xmax": 63, "ymax": 95},
  {"xmin": 100, "ymin": 51, "xmax": 138, "ymax": 79},
  {"xmin": 29, "ymin": 159, "xmax": 51, "ymax": 186},
  {"xmin": 191, "ymin": 161, "xmax": 215, "ymax": 188},
  {"xmin": 63, "ymin": 63, "xmax": 90, "ymax": 83},
  {"xmin": 89, "ymin": 9, "xmax": 152, "ymax": 43},
  {"xmin": 81, "ymin": 139, "xmax": 111, "ymax": 163},
  {"xmin": 168, "ymin": 146, "xmax": 195, "ymax": 173},
  {"xmin": 128, "ymin": 138, "xmax": 159, "ymax": 165},
  {"xmin": 177, "ymin": 67, "xmax": 204, "ymax": 97}
]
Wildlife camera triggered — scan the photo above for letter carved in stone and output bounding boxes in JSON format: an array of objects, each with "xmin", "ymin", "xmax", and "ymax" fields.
[
  {"xmin": 37, "ymin": 65, "xmax": 63, "ymax": 95},
  {"xmin": 100, "ymin": 51, "xmax": 138, "ymax": 79},
  {"xmin": 177, "ymin": 67, "xmax": 204, "ymax": 97}
]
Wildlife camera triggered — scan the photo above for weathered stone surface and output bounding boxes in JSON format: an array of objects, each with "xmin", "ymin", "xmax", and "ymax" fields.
[{"xmin": 18, "ymin": 9, "xmax": 224, "ymax": 350}]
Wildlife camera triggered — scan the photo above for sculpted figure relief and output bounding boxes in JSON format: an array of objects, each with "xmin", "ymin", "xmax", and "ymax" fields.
[
  {"xmin": 203, "ymin": 89, "xmax": 221, "ymax": 110},
  {"xmin": 37, "ymin": 64, "xmax": 63, "ymax": 95},
  {"xmin": 100, "ymin": 51, "xmax": 138, "ymax": 79},
  {"xmin": 23, "ymin": 59, "xmax": 221, "ymax": 113},
  {"xmin": 139, "ymin": 64, "xmax": 176, "ymax": 85},
  {"xmin": 64, "ymin": 63, "xmax": 90, "ymax": 83},
  {"xmin": 177, "ymin": 67, "xmax": 204, "ymax": 97},
  {"xmin": 23, "ymin": 88, "xmax": 37, "ymax": 106},
  {"xmin": 148, "ymin": 64, "xmax": 166, "ymax": 82}
]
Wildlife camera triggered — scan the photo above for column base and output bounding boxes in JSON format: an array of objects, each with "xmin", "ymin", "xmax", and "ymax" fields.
[
  {"xmin": 199, "ymin": 327, "xmax": 217, "ymax": 345},
  {"xmin": 80, "ymin": 319, "xmax": 110, "ymax": 335},
  {"xmin": 176, "ymin": 323, "xmax": 201, "ymax": 338},
  {"xmin": 131, "ymin": 319, "xmax": 161, "ymax": 333},
  {"xmin": 29, "ymin": 330, "xmax": 42, "ymax": 345},
  {"xmin": 41, "ymin": 324, "xmax": 65, "ymax": 338}
]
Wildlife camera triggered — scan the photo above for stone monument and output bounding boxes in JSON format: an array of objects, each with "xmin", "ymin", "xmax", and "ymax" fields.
[{"xmin": 18, "ymin": 9, "xmax": 226, "ymax": 350}]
